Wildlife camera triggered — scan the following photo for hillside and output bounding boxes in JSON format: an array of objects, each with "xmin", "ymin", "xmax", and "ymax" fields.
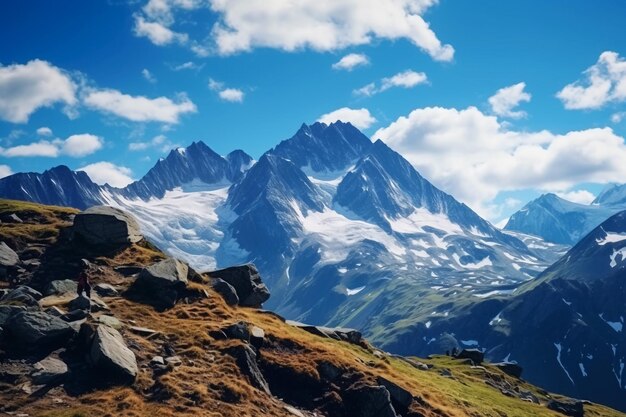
[{"xmin": 1, "ymin": 199, "xmax": 622, "ymax": 417}]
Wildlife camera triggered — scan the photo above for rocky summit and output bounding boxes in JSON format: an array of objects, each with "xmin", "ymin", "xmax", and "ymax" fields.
[{"xmin": 2, "ymin": 199, "xmax": 623, "ymax": 417}]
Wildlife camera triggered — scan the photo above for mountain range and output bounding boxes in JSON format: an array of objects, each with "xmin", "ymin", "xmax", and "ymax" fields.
[{"xmin": 1, "ymin": 121, "xmax": 625, "ymax": 411}]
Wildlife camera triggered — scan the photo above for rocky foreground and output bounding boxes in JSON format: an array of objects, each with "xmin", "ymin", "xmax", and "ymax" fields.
[{"xmin": 0, "ymin": 199, "xmax": 624, "ymax": 417}]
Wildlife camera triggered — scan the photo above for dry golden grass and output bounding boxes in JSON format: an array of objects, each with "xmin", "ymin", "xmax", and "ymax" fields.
[{"xmin": 1, "ymin": 198, "xmax": 625, "ymax": 417}]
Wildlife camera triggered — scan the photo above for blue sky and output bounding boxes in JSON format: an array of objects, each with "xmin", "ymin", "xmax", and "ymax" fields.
[{"xmin": 1, "ymin": 0, "xmax": 626, "ymax": 223}]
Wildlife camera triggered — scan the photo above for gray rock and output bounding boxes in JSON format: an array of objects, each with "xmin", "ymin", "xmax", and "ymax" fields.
[
  {"xmin": 547, "ymin": 399, "xmax": 584, "ymax": 417},
  {"xmin": 225, "ymin": 344, "xmax": 271, "ymax": 395},
  {"xmin": 210, "ymin": 278, "xmax": 239, "ymax": 306},
  {"xmin": 286, "ymin": 320, "xmax": 363, "ymax": 345},
  {"xmin": 377, "ymin": 376, "xmax": 413, "ymax": 412},
  {"xmin": 0, "ymin": 241, "xmax": 19, "ymax": 267},
  {"xmin": 97, "ymin": 315, "xmax": 122, "ymax": 329},
  {"xmin": 0, "ymin": 305, "xmax": 26, "ymax": 327},
  {"xmin": 317, "ymin": 360, "xmax": 342, "ymax": 382},
  {"xmin": 32, "ymin": 356, "xmax": 69, "ymax": 385},
  {"xmin": 68, "ymin": 295, "xmax": 91, "ymax": 311},
  {"xmin": 130, "ymin": 258, "xmax": 189, "ymax": 310},
  {"xmin": 114, "ymin": 265, "xmax": 143, "ymax": 276},
  {"xmin": 209, "ymin": 264, "xmax": 270, "ymax": 308},
  {"xmin": 165, "ymin": 356, "xmax": 182, "ymax": 366},
  {"xmin": 4, "ymin": 311, "xmax": 75, "ymax": 352},
  {"xmin": 44, "ymin": 306, "xmax": 66, "ymax": 317},
  {"xmin": 150, "ymin": 356, "xmax": 165, "ymax": 366},
  {"xmin": 493, "ymin": 362, "xmax": 523, "ymax": 378},
  {"xmin": 44, "ymin": 280, "xmax": 78, "ymax": 296},
  {"xmin": 455, "ymin": 348, "xmax": 484, "ymax": 365},
  {"xmin": 0, "ymin": 213, "xmax": 23, "ymax": 223},
  {"xmin": 1, "ymin": 286, "xmax": 42, "ymax": 307},
  {"xmin": 250, "ymin": 325, "xmax": 265, "ymax": 349},
  {"xmin": 60, "ymin": 309, "xmax": 88, "ymax": 322},
  {"xmin": 224, "ymin": 321, "xmax": 250, "ymax": 342},
  {"xmin": 73, "ymin": 206, "xmax": 143, "ymax": 246},
  {"xmin": 90, "ymin": 325, "xmax": 138, "ymax": 384},
  {"xmin": 343, "ymin": 384, "xmax": 398, "ymax": 417},
  {"xmin": 94, "ymin": 283, "xmax": 119, "ymax": 297}
]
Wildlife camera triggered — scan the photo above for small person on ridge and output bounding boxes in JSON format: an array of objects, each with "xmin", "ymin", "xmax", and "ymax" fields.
[{"xmin": 77, "ymin": 258, "xmax": 92, "ymax": 298}]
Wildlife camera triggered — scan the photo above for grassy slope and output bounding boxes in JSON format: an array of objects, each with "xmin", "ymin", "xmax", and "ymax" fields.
[{"xmin": 0, "ymin": 199, "xmax": 624, "ymax": 417}]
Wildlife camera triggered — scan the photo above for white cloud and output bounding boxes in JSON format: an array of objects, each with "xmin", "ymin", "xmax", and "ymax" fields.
[
  {"xmin": 0, "ymin": 141, "xmax": 60, "ymax": 157},
  {"xmin": 488, "ymin": 82, "xmax": 531, "ymax": 119},
  {"xmin": 61, "ymin": 134, "xmax": 103, "ymax": 157},
  {"xmin": 354, "ymin": 70, "xmax": 428, "ymax": 96},
  {"xmin": 332, "ymin": 53, "xmax": 369, "ymax": 71},
  {"xmin": 129, "ymin": 134, "xmax": 171, "ymax": 152},
  {"xmin": 317, "ymin": 107, "xmax": 377, "ymax": 129},
  {"xmin": 374, "ymin": 106, "xmax": 626, "ymax": 220},
  {"xmin": 79, "ymin": 162, "xmax": 134, "ymax": 188},
  {"xmin": 0, "ymin": 133, "xmax": 103, "ymax": 158},
  {"xmin": 218, "ymin": 88, "xmax": 244, "ymax": 102},
  {"xmin": 84, "ymin": 88, "xmax": 196, "ymax": 123},
  {"xmin": 0, "ymin": 165, "xmax": 12, "ymax": 179},
  {"xmin": 557, "ymin": 51, "xmax": 626, "ymax": 110},
  {"xmin": 142, "ymin": 68, "xmax": 157, "ymax": 83},
  {"xmin": 172, "ymin": 61, "xmax": 201, "ymax": 71},
  {"xmin": 208, "ymin": 0, "xmax": 453, "ymax": 61},
  {"xmin": 36, "ymin": 127, "xmax": 53, "ymax": 136},
  {"xmin": 611, "ymin": 111, "xmax": 626, "ymax": 123},
  {"xmin": 209, "ymin": 78, "xmax": 245, "ymax": 102},
  {"xmin": 556, "ymin": 190, "xmax": 596, "ymax": 205},
  {"xmin": 0, "ymin": 59, "xmax": 77, "ymax": 123},
  {"xmin": 133, "ymin": 15, "xmax": 188, "ymax": 46}
]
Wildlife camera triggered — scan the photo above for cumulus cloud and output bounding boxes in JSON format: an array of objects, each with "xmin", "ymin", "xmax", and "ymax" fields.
[
  {"xmin": 142, "ymin": 69, "xmax": 157, "ymax": 83},
  {"xmin": 133, "ymin": 15, "xmax": 188, "ymax": 46},
  {"xmin": 36, "ymin": 127, "xmax": 53, "ymax": 136},
  {"xmin": 611, "ymin": 111, "xmax": 626, "ymax": 123},
  {"xmin": 557, "ymin": 51, "xmax": 626, "ymax": 110},
  {"xmin": 79, "ymin": 162, "xmax": 134, "ymax": 188},
  {"xmin": 208, "ymin": 78, "xmax": 245, "ymax": 102},
  {"xmin": 0, "ymin": 59, "xmax": 77, "ymax": 123},
  {"xmin": 374, "ymin": 106, "xmax": 626, "ymax": 219},
  {"xmin": 172, "ymin": 61, "xmax": 202, "ymax": 71},
  {"xmin": 556, "ymin": 190, "xmax": 596, "ymax": 205},
  {"xmin": 332, "ymin": 53, "xmax": 369, "ymax": 71},
  {"xmin": 355, "ymin": 70, "xmax": 428, "ymax": 96},
  {"xmin": 488, "ymin": 82, "xmax": 531, "ymax": 119},
  {"xmin": 132, "ymin": 0, "xmax": 453, "ymax": 61},
  {"xmin": 317, "ymin": 107, "xmax": 377, "ymax": 129},
  {"xmin": 61, "ymin": 134, "xmax": 103, "ymax": 157},
  {"xmin": 0, "ymin": 134, "xmax": 103, "ymax": 158},
  {"xmin": 209, "ymin": 0, "xmax": 453, "ymax": 61},
  {"xmin": 0, "ymin": 165, "xmax": 12, "ymax": 179},
  {"xmin": 84, "ymin": 88, "xmax": 196, "ymax": 123}
]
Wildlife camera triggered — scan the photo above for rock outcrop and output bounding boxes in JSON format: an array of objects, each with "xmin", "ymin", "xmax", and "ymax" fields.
[
  {"xmin": 44, "ymin": 279, "xmax": 78, "ymax": 296},
  {"xmin": 73, "ymin": 206, "xmax": 143, "ymax": 246},
  {"xmin": 343, "ymin": 384, "xmax": 398, "ymax": 417},
  {"xmin": 4, "ymin": 310, "xmax": 75, "ymax": 353},
  {"xmin": 209, "ymin": 264, "xmax": 270, "ymax": 308},
  {"xmin": 0, "ymin": 242, "xmax": 19, "ymax": 280},
  {"xmin": 210, "ymin": 277, "xmax": 239, "ymax": 306}
]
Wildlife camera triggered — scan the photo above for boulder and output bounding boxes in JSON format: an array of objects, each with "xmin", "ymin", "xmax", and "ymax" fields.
[
  {"xmin": 224, "ymin": 321, "xmax": 251, "ymax": 342},
  {"xmin": 4, "ymin": 311, "xmax": 75, "ymax": 353},
  {"xmin": 547, "ymin": 399, "xmax": 584, "ymax": 417},
  {"xmin": 343, "ymin": 384, "xmax": 398, "ymax": 417},
  {"xmin": 493, "ymin": 362, "xmax": 523, "ymax": 378},
  {"xmin": 286, "ymin": 321, "xmax": 363, "ymax": 346},
  {"xmin": 0, "ymin": 242, "xmax": 19, "ymax": 274},
  {"xmin": 225, "ymin": 344, "xmax": 271, "ymax": 395},
  {"xmin": 94, "ymin": 283, "xmax": 119, "ymax": 297},
  {"xmin": 209, "ymin": 264, "xmax": 270, "ymax": 308},
  {"xmin": 210, "ymin": 278, "xmax": 239, "ymax": 306},
  {"xmin": 250, "ymin": 325, "xmax": 265, "ymax": 350},
  {"xmin": 0, "ymin": 305, "xmax": 26, "ymax": 327},
  {"xmin": 68, "ymin": 295, "xmax": 92, "ymax": 311},
  {"xmin": 317, "ymin": 360, "xmax": 342, "ymax": 382},
  {"xmin": 455, "ymin": 348, "xmax": 484, "ymax": 365},
  {"xmin": 31, "ymin": 356, "xmax": 69, "ymax": 385},
  {"xmin": 1, "ymin": 286, "xmax": 42, "ymax": 307},
  {"xmin": 90, "ymin": 325, "xmax": 138, "ymax": 384},
  {"xmin": 44, "ymin": 280, "xmax": 78, "ymax": 296},
  {"xmin": 73, "ymin": 206, "xmax": 142, "ymax": 246},
  {"xmin": 97, "ymin": 315, "xmax": 123, "ymax": 329},
  {"xmin": 130, "ymin": 258, "xmax": 189, "ymax": 310},
  {"xmin": 60, "ymin": 309, "xmax": 88, "ymax": 322},
  {"xmin": 377, "ymin": 377, "xmax": 413, "ymax": 413}
]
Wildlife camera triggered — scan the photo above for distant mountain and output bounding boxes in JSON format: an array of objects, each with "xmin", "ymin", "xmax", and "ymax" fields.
[
  {"xmin": 0, "ymin": 165, "xmax": 104, "ymax": 210},
  {"xmin": 594, "ymin": 183, "xmax": 626, "ymax": 206},
  {"xmin": 395, "ymin": 211, "xmax": 626, "ymax": 411},
  {"xmin": 504, "ymin": 193, "xmax": 620, "ymax": 245}
]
